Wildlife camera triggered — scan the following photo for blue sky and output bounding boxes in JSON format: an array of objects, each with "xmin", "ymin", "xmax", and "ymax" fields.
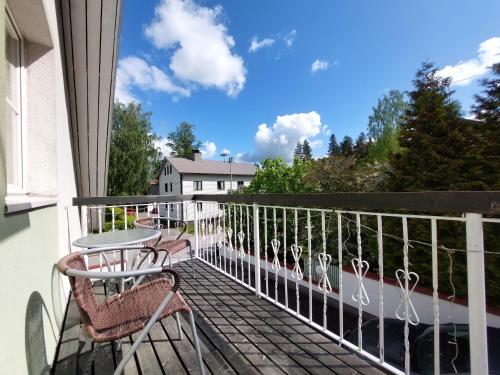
[{"xmin": 117, "ymin": 0, "xmax": 500, "ymax": 161}]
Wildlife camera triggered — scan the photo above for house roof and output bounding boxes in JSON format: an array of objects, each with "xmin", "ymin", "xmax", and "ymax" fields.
[{"xmin": 165, "ymin": 157, "xmax": 256, "ymax": 176}]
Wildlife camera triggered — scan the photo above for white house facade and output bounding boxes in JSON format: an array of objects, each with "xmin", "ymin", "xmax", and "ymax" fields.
[{"xmin": 157, "ymin": 151, "xmax": 256, "ymax": 221}]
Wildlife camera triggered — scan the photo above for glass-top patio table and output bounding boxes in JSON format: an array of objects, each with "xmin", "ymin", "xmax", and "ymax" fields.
[
  {"xmin": 72, "ymin": 229, "xmax": 161, "ymax": 286},
  {"xmin": 72, "ymin": 228, "xmax": 161, "ymax": 248}
]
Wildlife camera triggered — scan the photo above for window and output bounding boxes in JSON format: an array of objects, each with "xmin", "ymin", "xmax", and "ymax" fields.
[
  {"xmin": 170, "ymin": 182, "xmax": 173, "ymax": 192},
  {"xmin": 217, "ymin": 181, "xmax": 225, "ymax": 190},
  {"xmin": 193, "ymin": 181, "xmax": 203, "ymax": 191},
  {"xmin": 164, "ymin": 166, "xmax": 166, "ymax": 176},
  {"xmin": 237, "ymin": 181, "xmax": 244, "ymax": 188},
  {"xmin": 5, "ymin": 10, "xmax": 24, "ymax": 192},
  {"xmin": 170, "ymin": 165, "xmax": 173, "ymax": 174},
  {"xmin": 164, "ymin": 183, "xmax": 169, "ymax": 192},
  {"xmin": 197, "ymin": 202, "xmax": 203, "ymax": 211}
]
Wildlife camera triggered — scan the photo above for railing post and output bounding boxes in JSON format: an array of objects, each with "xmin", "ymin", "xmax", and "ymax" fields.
[
  {"xmin": 253, "ymin": 203, "xmax": 261, "ymax": 297},
  {"xmin": 465, "ymin": 213, "xmax": 488, "ymax": 375},
  {"xmin": 81, "ymin": 205, "xmax": 88, "ymax": 237},
  {"xmin": 194, "ymin": 201, "xmax": 199, "ymax": 259}
]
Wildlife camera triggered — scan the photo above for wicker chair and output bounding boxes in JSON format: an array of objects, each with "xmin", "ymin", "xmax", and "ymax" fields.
[
  {"xmin": 134, "ymin": 217, "xmax": 195, "ymax": 277},
  {"xmin": 57, "ymin": 246, "xmax": 205, "ymax": 375}
]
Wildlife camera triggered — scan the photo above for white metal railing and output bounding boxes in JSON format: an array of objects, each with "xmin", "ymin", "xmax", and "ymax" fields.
[{"xmin": 77, "ymin": 197, "xmax": 499, "ymax": 375}]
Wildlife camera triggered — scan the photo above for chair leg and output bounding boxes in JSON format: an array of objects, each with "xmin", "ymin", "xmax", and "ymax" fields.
[
  {"xmin": 188, "ymin": 310, "xmax": 206, "ymax": 375},
  {"xmin": 175, "ymin": 312, "xmax": 184, "ymax": 340},
  {"xmin": 189, "ymin": 244, "xmax": 195, "ymax": 279}
]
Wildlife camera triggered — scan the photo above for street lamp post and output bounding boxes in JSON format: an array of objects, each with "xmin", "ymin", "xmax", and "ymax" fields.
[{"xmin": 220, "ymin": 152, "xmax": 233, "ymax": 193}]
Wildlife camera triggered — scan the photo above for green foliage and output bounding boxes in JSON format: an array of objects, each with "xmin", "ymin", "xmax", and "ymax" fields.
[
  {"xmin": 471, "ymin": 63, "xmax": 500, "ymax": 190},
  {"xmin": 102, "ymin": 215, "xmax": 135, "ymax": 232},
  {"xmin": 386, "ymin": 62, "xmax": 469, "ymax": 191},
  {"xmin": 353, "ymin": 132, "xmax": 369, "ymax": 160},
  {"xmin": 293, "ymin": 142, "xmax": 302, "ymax": 159},
  {"xmin": 108, "ymin": 102, "xmax": 161, "ymax": 196},
  {"xmin": 340, "ymin": 136, "xmax": 353, "ymax": 156},
  {"xmin": 305, "ymin": 155, "xmax": 386, "ymax": 192},
  {"xmin": 167, "ymin": 122, "xmax": 201, "ymax": 160},
  {"xmin": 367, "ymin": 90, "xmax": 407, "ymax": 162},
  {"xmin": 327, "ymin": 134, "xmax": 341, "ymax": 156},
  {"xmin": 244, "ymin": 157, "xmax": 314, "ymax": 193},
  {"xmin": 302, "ymin": 140, "xmax": 313, "ymax": 160},
  {"xmin": 293, "ymin": 140, "xmax": 313, "ymax": 161}
]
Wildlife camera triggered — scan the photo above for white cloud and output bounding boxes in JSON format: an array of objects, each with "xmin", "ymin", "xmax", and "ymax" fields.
[
  {"xmin": 221, "ymin": 148, "xmax": 230, "ymax": 155},
  {"xmin": 144, "ymin": 0, "xmax": 246, "ymax": 97},
  {"xmin": 308, "ymin": 140, "xmax": 323, "ymax": 149},
  {"xmin": 311, "ymin": 59, "xmax": 329, "ymax": 74},
  {"xmin": 437, "ymin": 37, "xmax": 500, "ymax": 86},
  {"xmin": 201, "ymin": 141, "xmax": 217, "ymax": 158},
  {"xmin": 154, "ymin": 137, "xmax": 173, "ymax": 158},
  {"xmin": 249, "ymin": 37, "xmax": 275, "ymax": 53},
  {"xmin": 238, "ymin": 111, "xmax": 323, "ymax": 162},
  {"xmin": 284, "ymin": 30, "xmax": 297, "ymax": 47},
  {"xmin": 115, "ymin": 56, "xmax": 190, "ymax": 104}
]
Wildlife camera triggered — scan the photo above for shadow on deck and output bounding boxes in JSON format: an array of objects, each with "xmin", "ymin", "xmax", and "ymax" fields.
[{"xmin": 52, "ymin": 259, "xmax": 386, "ymax": 374}]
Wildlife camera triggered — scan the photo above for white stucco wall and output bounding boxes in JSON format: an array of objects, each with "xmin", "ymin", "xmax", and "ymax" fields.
[
  {"xmin": 0, "ymin": 0, "xmax": 80, "ymax": 373},
  {"xmin": 26, "ymin": 41, "xmax": 57, "ymax": 195}
]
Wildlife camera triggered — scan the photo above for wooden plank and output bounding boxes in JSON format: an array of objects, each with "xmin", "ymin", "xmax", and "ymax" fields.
[
  {"xmin": 103, "ymin": 0, "xmax": 122, "ymax": 195},
  {"xmin": 93, "ymin": 283, "xmax": 116, "ymax": 375},
  {"xmin": 59, "ymin": 0, "xmax": 82, "ymax": 195},
  {"xmin": 161, "ymin": 315, "xmax": 210, "ymax": 375},
  {"xmin": 178, "ymin": 312, "xmax": 237, "ymax": 375},
  {"xmin": 53, "ymin": 294, "xmax": 80, "ymax": 375},
  {"xmin": 187, "ymin": 313, "xmax": 261, "ymax": 375},
  {"xmin": 130, "ymin": 331, "xmax": 164, "ymax": 374},
  {"xmin": 115, "ymin": 336, "xmax": 140, "ymax": 375},
  {"xmin": 69, "ymin": 0, "xmax": 90, "ymax": 197},
  {"xmin": 86, "ymin": 0, "xmax": 102, "ymax": 197},
  {"xmin": 149, "ymin": 321, "xmax": 187, "ymax": 375},
  {"xmin": 97, "ymin": 0, "xmax": 118, "ymax": 196}
]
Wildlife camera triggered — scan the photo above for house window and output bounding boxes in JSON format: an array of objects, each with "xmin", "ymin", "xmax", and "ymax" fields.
[
  {"xmin": 197, "ymin": 202, "xmax": 203, "ymax": 211},
  {"xmin": 164, "ymin": 183, "xmax": 169, "ymax": 192},
  {"xmin": 164, "ymin": 166, "xmax": 166, "ymax": 176},
  {"xmin": 193, "ymin": 181, "xmax": 203, "ymax": 191},
  {"xmin": 5, "ymin": 10, "xmax": 24, "ymax": 192},
  {"xmin": 169, "ymin": 165, "xmax": 173, "ymax": 174},
  {"xmin": 170, "ymin": 182, "xmax": 173, "ymax": 192},
  {"xmin": 237, "ymin": 181, "xmax": 244, "ymax": 188},
  {"xmin": 217, "ymin": 181, "xmax": 225, "ymax": 190}
]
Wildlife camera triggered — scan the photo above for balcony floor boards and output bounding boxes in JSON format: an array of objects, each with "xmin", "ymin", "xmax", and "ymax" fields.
[{"xmin": 53, "ymin": 259, "xmax": 386, "ymax": 375}]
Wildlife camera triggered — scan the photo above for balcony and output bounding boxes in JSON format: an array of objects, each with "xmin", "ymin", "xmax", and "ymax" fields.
[{"xmin": 57, "ymin": 192, "xmax": 500, "ymax": 374}]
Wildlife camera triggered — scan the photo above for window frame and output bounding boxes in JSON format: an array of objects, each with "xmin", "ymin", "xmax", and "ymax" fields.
[
  {"xmin": 237, "ymin": 181, "xmax": 244, "ymax": 187},
  {"xmin": 164, "ymin": 183, "xmax": 169, "ymax": 192},
  {"xmin": 193, "ymin": 181, "xmax": 203, "ymax": 191},
  {"xmin": 197, "ymin": 202, "xmax": 203, "ymax": 211},
  {"xmin": 5, "ymin": 6, "xmax": 27, "ymax": 195},
  {"xmin": 217, "ymin": 181, "xmax": 225, "ymax": 190}
]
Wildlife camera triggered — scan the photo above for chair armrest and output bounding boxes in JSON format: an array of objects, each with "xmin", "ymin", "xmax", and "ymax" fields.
[{"xmin": 63, "ymin": 266, "xmax": 180, "ymax": 292}]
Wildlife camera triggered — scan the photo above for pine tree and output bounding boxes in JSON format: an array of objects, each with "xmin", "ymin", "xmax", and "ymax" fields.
[
  {"xmin": 302, "ymin": 139, "xmax": 313, "ymax": 160},
  {"xmin": 340, "ymin": 136, "xmax": 353, "ymax": 156},
  {"xmin": 386, "ymin": 62, "xmax": 465, "ymax": 191},
  {"xmin": 353, "ymin": 132, "xmax": 368, "ymax": 159},
  {"xmin": 294, "ymin": 142, "xmax": 303, "ymax": 159},
  {"xmin": 327, "ymin": 134, "xmax": 341, "ymax": 156},
  {"xmin": 471, "ymin": 63, "xmax": 500, "ymax": 190}
]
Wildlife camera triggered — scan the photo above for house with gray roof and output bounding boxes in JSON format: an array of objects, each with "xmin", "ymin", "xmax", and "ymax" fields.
[{"xmin": 157, "ymin": 150, "xmax": 256, "ymax": 220}]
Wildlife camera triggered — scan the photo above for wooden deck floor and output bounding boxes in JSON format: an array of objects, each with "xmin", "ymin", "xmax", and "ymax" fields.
[{"xmin": 53, "ymin": 259, "xmax": 386, "ymax": 375}]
